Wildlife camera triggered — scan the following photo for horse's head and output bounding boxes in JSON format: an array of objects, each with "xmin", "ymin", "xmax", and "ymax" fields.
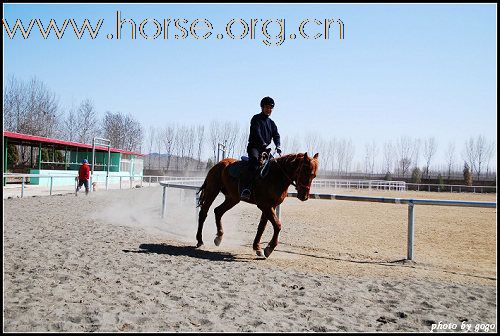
[{"xmin": 295, "ymin": 152, "xmax": 319, "ymax": 201}]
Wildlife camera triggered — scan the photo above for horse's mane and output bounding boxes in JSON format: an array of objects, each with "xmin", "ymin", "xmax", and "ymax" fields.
[{"xmin": 274, "ymin": 153, "xmax": 305, "ymax": 166}]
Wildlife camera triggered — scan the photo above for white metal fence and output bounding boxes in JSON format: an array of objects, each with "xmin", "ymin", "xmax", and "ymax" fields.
[
  {"xmin": 3, "ymin": 173, "xmax": 495, "ymax": 198},
  {"xmin": 2, "ymin": 174, "xmax": 207, "ymax": 198},
  {"xmin": 313, "ymin": 179, "xmax": 406, "ymax": 191},
  {"xmin": 406, "ymin": 183, "xmax": 496, "ymax": 193}
]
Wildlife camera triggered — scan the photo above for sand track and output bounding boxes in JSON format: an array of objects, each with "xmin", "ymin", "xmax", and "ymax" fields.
[{"xmin": 3, "ymin": 186, "xmax": 496, "ymax": 332}]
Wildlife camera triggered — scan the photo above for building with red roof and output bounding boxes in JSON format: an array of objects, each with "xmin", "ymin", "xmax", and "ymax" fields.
[{"xmin": 3, "ymin": 131, "xmax": 144, "ymax": 187}]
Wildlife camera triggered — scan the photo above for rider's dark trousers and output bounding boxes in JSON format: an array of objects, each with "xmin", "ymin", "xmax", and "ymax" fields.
[{"xmin": 241, "ymin": 146, "xmax": 262, "ymax": 192}]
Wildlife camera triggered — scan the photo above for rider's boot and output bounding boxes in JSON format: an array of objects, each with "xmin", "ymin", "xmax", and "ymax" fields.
[{"xmin": 240, "ymin": 170, "xmax": 255, "ymax": 201}]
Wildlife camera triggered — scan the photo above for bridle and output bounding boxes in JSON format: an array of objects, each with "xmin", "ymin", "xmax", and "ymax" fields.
[{"xmin": 273, "ymin": 153, "xmax": 311, "ymax": 192}]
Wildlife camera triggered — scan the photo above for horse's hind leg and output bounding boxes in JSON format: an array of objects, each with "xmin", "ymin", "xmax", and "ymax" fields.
[
  {"xmin": 253, "ymin": 212, "xmax": 268, "ymax": 257},
  {"xmin": 196, "ymin": 190, "xmax": 219, "ymax": 248},
  {"xmin": 213, "ymin": 197, "xmax": 239, "ymax": 246},
  {"xmin": 260, "ymin": 206, "xmax": 281, "ymax": 258}
]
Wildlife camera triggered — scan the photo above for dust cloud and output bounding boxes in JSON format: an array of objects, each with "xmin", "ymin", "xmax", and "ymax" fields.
[{"xmin": 92, "ymin": 186, "xmax": 259, "ymax": 248}]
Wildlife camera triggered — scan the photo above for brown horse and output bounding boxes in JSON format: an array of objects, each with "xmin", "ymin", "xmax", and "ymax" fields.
[{"xmin": 196, "ymin": 152, "xmax": 319, "ymax": 258}]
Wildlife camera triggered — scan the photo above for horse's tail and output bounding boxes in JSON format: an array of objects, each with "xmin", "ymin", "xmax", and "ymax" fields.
[
  {"xmin": 196, "ymin": 162, "xmax": 224, "ymax": 209},
  {"xmin": 196, "ymin": 181, "xmax": 207, "ymax": 208}
]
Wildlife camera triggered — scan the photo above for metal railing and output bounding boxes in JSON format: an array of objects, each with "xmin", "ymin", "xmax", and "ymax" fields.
[
  {"xmin": 4, "ymin": 172, "xmax": 495, "ymax": 199},
  {"xmin": 3, "ymin": 173, "xmax": 146, "ymax": 197},
  {"xmin": 3, "ymin": 173, "xmax": 207, "ymax": 198},
  {"xmin": 313, "ymin": 179, "xmax": 406, "ymax": 191},
  {"xmin": 406, "ymin": 183, "xmax": 496, "ymax": 193}
]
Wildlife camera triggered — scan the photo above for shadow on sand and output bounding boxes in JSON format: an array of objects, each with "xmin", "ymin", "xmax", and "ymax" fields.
[{"xmin": 123, "ymin": 243, "xmax": 251, "ymax": 262}]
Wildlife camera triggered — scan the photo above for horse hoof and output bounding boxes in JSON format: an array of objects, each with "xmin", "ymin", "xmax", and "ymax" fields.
[
  {"xmin": 264, "ymin": 246, "xmax": 273, "ymax": 258},
  {"xmin": 255, "ymin": 249, "xmax": 266, "ymax": 258},
  {"xmin": 214, "ymin": 236, "xmax": 222, "ymax": 246},
  {"xmin": 196, "ymin": 242, "xmax": 204, "ymax": 248}
]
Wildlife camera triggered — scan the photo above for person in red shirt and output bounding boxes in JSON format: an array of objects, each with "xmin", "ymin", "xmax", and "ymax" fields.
[{"xmin": 76, "ymin": 159, "xmax": 91, "ymax": 196}]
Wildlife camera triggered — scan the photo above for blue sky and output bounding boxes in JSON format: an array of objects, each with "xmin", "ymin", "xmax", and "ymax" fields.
[{"xmin": 3, "ymin": 3, "xmax": 497, "ymax": 169}]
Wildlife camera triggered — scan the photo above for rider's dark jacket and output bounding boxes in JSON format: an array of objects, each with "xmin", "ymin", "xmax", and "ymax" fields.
[{"xmin": 248, "ymin": 112, "xmax": 281, "ymax": 151}]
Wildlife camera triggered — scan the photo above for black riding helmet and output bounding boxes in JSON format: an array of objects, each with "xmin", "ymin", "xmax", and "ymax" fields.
[{"xmin": 260, "ymin": 96, "xmax": 275, "ymax": 108}]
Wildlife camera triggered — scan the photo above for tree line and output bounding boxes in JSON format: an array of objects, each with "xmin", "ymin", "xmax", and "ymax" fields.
[
  {"xmin": 3, "ymin": 75, "xmax": 496, "ymax": 180},
  {"xmin": 146, "ymin": 123, "xmax": 496, "ymax": 181},
  {"xmin": 3, "ymin": 75, "xmax": 144, "ymax": 152}
]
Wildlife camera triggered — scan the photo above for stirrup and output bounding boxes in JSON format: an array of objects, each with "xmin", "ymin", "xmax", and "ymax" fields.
[{"xmin": 240, "ymin": 189, "xmax": 251, "ymax": 200}]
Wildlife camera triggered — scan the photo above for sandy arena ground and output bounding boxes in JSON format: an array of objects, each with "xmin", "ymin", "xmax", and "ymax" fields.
[{"xmin": 3, "ymin": 185, "xmax": 497, "ymax": 332}]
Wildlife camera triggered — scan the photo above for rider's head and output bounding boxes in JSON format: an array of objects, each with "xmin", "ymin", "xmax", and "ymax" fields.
[
  {"xmin": 260, "ymin": 96, "xmax": 275, "ymax": 116},
  {"xmin": 82, "ymin": 159, "xmax": 88, "ymax": 164}
]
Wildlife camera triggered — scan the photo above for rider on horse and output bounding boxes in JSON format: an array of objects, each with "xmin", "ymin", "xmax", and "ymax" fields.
[{"xmin": 240, "ymin": 96, "xmax": 282, "ymax": 200}]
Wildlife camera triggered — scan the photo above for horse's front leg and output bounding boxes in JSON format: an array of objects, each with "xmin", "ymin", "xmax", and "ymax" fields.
[
  {"xmin": 262, "ymin": 206, "xmax": 281, "ymax": 258},
  {"xmin": 253, "ymin": 212, "xmax": 268, "ymax": 257}
]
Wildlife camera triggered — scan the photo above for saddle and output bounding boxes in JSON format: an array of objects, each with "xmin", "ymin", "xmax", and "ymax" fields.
[
  {"xmin": 228, "ymin": 149, "xmax": 272, "ymax": 180},
  {"xmin": 228, "ymin": 158, "xmax": 253, "ymax": 180}
]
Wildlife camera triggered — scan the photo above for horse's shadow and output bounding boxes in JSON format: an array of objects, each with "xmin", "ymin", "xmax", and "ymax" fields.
[{"xmin": 123, "ymin": 243, "xmax": 250, "ymax": 262}]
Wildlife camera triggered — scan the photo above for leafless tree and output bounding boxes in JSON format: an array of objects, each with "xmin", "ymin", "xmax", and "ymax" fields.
[
  {"xmin": 221, "ymin": 121, "xmax": 239, "ymax": 158},
  {"xmin": 325, "ymin": 138, "xmax": 337, "ymax": 174},
  {"xmin": 62, "ymin": 105, "xmax": 79, "ymax": 142},
  {"xmin": 237, "ymin": 127, "xmax": 249, "ymax": 159},
  {"xmin": 163, "ymin": 125, "xmax": 175, "ymax": 170},
  {"xmin": 336, "ymin": 138, "xmax": 355, "ymax": 174},
  {"xmin": 307, "ymin": 136, "xmax": 330, "ymax": 171},
  {"xmin": 173, "ymin": 125, "xmax": 190, "ymax": 170},
  {"xmin": 463, "ymin": 137, "xmax": 476, "ymax": 176},
  {"xmin": 101, "ymin": 111, "xmax": 143, "ymax": 152},
  {"xmin": 282, "ymin": 135, "xmax": 301, "ymax": 154},
  {"xmin": 304, "ymin": 133, "xmax": 326, "ymax": 170},
  {"xmin": 102, "ymin": 112, "xmax": 118, "ymax": 146},
  {"xmin": 336, "ymin": 139, "xmax": 348, "ymax": 174},
  {"xmin": 484, "ymin": 141, "xmax": 496, "ymax": 178},
  {"xmin": 382, "ymin": 141, "xmax": 394, "ymax": 174},
  {"xmin": 344, "ymin": 139, "xmax": 355, "ymax": 173},
  {"xmin": 423, "ymin": 137, "xmax": 437, "ymax": 178},
  {"xmin": 75, "ymin": 99, "xmax": 99, "ymax": 144},
  {"xmin": 155, "ymin": 126, "xmax": 164, "ymax": 170},
  {"xmin": 412, "ymin": 138, "xmax": 421, "ymax": 170},
  {"xmin": 474, "ymin": 135, "xmax": 488, "ymax": 179},
  {"xmin": 316, "ymin": 137, "xmax": 330, "ymax": 173},
  {"xmin": 3, "ymin": 75, "xmax": 61, "ymax": 138},
  {"xmin": 396, "ymin": 136, "xmax": 414, "ymax": 177},
  {"xmin": 464, "ymin": 135, "xmax": 492, "ymax": 180},
  {"xmin": 444, "ymin": 142, "xmax": 455, "ymax": 180},
  {"xmin": 463, "ymin": 162, "xmax": 473, "ymax": 186},
  {"xmin": 102, "ymin": 111, "xmax": 123, "ymax": 149},
  {"xmin": 336, "ymin": 139, "xmax": 346, "ymax": 174},
  {"xmin": 172, "ymin": 126, "xmax": 182, "ymax": 170},
  {"xmin": 209, "ymin": 120, "xmax": 221, "ymax": 162},
  {"xmin": 3, "ymin": 75, "xmax": 22, "ymax": 132},
  {"xmin": 207, "ymin": 121, "xmax": 237, "ymax": 161},
  {"xmin": 123, "ymin": 114, "xmax": 143, "ymax": 152},
  {"xmin": 363, "ymin": 140, "xmax": 378, "ymax": 175},
  {"xmin": 314, "ymin": 138, "xmax": 328, "ymax": 172},
  {"xmin": 146, "ymin": 126, "xmax": 156, "ymax": 169},
  {"xmin": 184, "ymin": 126, "xmax": 196, "ymax": 169},
  {"xmin": 304, "ymin": 132, "xmax": 320, "ymax": 155},
  {"xmin": 195, "ymin": 124, "xmax": 205, "ymax": 169}
]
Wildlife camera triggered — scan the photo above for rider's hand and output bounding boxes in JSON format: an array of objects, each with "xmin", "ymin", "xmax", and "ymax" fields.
[{"xmin": 276, "ymin": 147, "xmax": 282, "ymax": 155}]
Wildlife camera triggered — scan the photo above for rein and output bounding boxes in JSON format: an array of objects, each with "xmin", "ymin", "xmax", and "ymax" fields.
[{"xmin": 273, "ymin": 154, "xmax": 310, "ymax": 191}]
